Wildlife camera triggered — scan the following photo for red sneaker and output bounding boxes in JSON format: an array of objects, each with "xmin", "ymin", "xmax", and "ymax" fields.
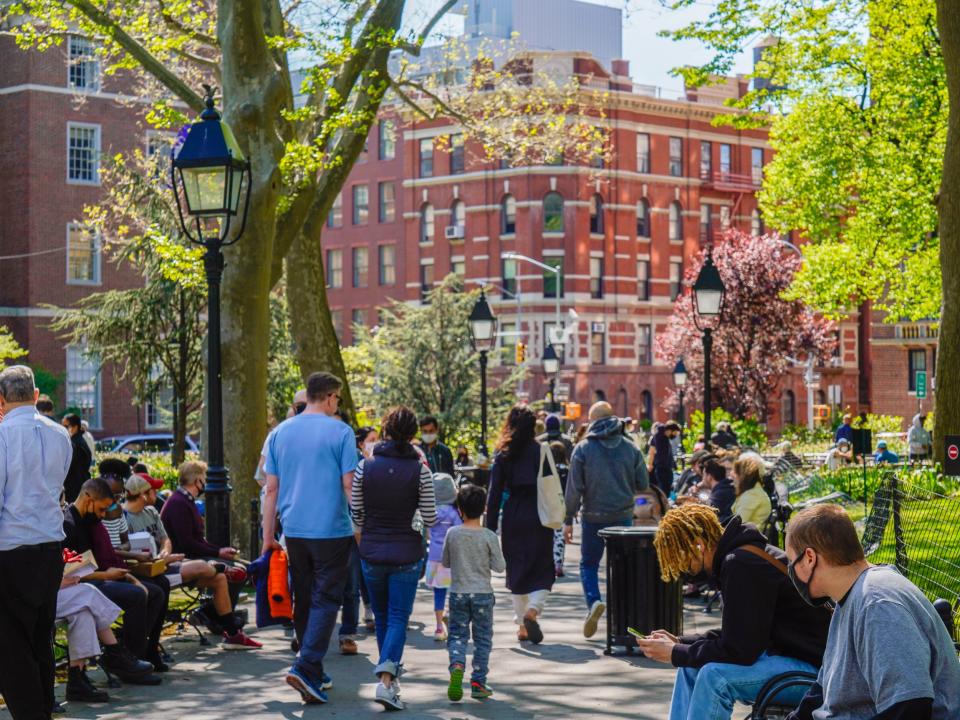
[{"xmin": 223, "ymin": 630, "xmax": 262, "ymax": 650}]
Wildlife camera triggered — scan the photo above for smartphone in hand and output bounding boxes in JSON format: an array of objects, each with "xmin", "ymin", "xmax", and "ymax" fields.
[{"xmin": 627, "ymin": 627, "xmax": 647, "ymax": 640}]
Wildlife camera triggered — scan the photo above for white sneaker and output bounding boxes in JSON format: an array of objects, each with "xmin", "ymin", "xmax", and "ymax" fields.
[
  {"xmin": 583, "ymin": 600, "xmax": 606, "ymax": 638},
  {"xmin": 375, "ymin": 681, "xmax": 403, "ymax": 711}
]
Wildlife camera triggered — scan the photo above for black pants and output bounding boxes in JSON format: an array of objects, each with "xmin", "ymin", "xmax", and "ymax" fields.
[
  {"xmin": 652, "ymin": 465, "xmax": 674, "ymax": 495},
  {"xmin": 0, "ymin": 543, "xmax": 64, "ymax": 720},
  {"xmin": 91, "ymin": 577, "xmax": 166, "ymax": 660}
]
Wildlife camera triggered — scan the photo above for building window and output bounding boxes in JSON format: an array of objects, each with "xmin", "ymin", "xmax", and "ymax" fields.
[
  {"xmin": 669, "ymin": 202, "xmax": 682, "ymax": 241},
  {"xmin": 419, "ymin": 138, "xmax": 433, "ymax": 177},
  {"xmin": 543, "ymin": 192, "xmax": 564, "ymax": 232},
  {"xmin": 67, "ymin": 123, "xmax": 100, "ymax": 184},
  {"xmin": 326, "ymin": 249, "xmax": 343, "ymax": 288},
  {"xmin": 590, "ymin": 330, "xmax": 605, "ymax": 365},
  {"xmin": 420, "ymin": 262, "xmax": 435, "ymax": 301},
  {"xmin": 720, "ymin": 143, "xmax": 732, "ymax": 176},
  {"xmin": 782, "ymin": 390, "xmax": 796, "ymax": 426},
  {"xmin": 352, "ymin": 247, "xmax": 368, "ymax": 288},
  {"xmin": 420, "ymin": 203, "xmax": 434, "ymax": 244},
  {"xmin": 66, "ymin": 345, "xmax": 101, "ymax": 428},
  {"xmin": 378, "ymin": 182, "xmax": 395, "ymax": 223},
  {"xmin": 501, "ymin": 194, "xmax": 516, "ymax": 235},
  {"xmin": 449, "ymin": 200, "xmax": 465, "ymax": 237},
  {"xmin": 68, "ymin": 35, "xmax": 99, "ymax": 91},
  {"xmin": 590, "ymin": 257, "xmax": 603, "ymax": 299},
  {"xmin": 751, "ymin": 208, "xmax": 763, "ymax": 236},
  {"xmin": 637, "ymin": 259, "xmax": 650, "ymax": 301},
  {"xmin": 451, "ymin": 258, "xmax": 465, "ymax": 278},
  {"xmin": 908, "ymin": 349, "xmax": 927, "ymax": 392},
  {"xmin": 637, "ymin": 133, "xmax": 650, "ymax": 173},
  {"xmin": 669, "ymin": 260, "xmax": 683, "ymax": 300},
  {"xmin": 751, "ymin": 147, "xmax": 764, "ymax": 184},
  {"xmin": 66, "ymin": 224, "xmax": 100, "ymax": 284},
  {"xmin": 327, "ymin": 193, "xmax": 342, "ymax": 228},
  {"xmin": 145, "ymin": 131, "xmax": 174, "ymax": 177},
  {"xmin": 637, "ymin": 324, "xmax": 652, "ymax": 365},
  {"xmin": 669, "ymin": 137, "xmax": 683, "ymax": 177},
  {"xmin": 500, "ymin": 321, "xmax": 517, "ymax": 366},
  {"xmin": 543, "ymin": 257, "xmax": 563, "ymax": 298},
  {"xmin": 145, "ymin": 377, "xmax": 173, "ymax": 429},
  {"xmin": 700, "ymin": 140, "xmax": 712, "ymax": 179},
  {"xmin": 640, "ymin": 390, "xmax": 653, "ymax": 421},
  {"xmin": 330, "ymin": 310, "xmax": 343, "ymax": 340},
  {"xmin": 589, "ymin": 194, "xmax": 604, "ymax": 235},
  {"xmin": 502, "ymin": 258, "xmax": 518, "ymax": 298},
  {"xmin": 378, "ymin": 119, "xmax": 396, "ymax": 160},
  {"xmin": 351, "ymin": 308, "xmax": 366, "ymax": 338},
  {"xmin": 637, "ymin": 199, "xmax": 650, "ymax": 238},
  {"xmin": 378, "ymin": 245, "xmax": 396, "ymax": 285},
  {"xmin": 352, "ymin": 185, "xmax": 368, "ymax": 225},
  {"xmin": 450, "ymin": 133, "xmax": 465, "ymax": 174},
  {"xmin": 700, "ymin": 204, "xmax": 713, "ymax": 243}
]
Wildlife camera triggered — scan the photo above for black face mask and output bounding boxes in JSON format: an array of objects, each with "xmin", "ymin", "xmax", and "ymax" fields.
[
  {"xmin": 79, "ymin": 509, "xmax": 101, "ymax": 527},
  {"xmin": 196, "ymin": 483, "xmax": 206, "ymax": 498},
  {"xmin": 788, "ymin": 552, "xmax": 832, "ymax": 608}
]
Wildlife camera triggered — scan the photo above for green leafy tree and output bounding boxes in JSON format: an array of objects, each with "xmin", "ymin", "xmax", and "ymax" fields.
[
  {"xmin": 267, "ymin": 286, "xmax": 303, "ymax": 426},
  {"xmin": 0, "ymin": 326, "xmax": 27, "ymax": 371}
]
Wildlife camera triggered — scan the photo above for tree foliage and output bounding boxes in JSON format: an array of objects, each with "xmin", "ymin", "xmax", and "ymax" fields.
[
  {"xmin": 0, "ymin": 326, "xmax": 27, "ymax": 371},
  {"xmin": 656, "ymin": 231, "xmax": 837, "ymax": 421}
]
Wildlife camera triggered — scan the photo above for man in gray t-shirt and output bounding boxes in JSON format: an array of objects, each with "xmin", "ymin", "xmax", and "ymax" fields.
[{"xmin": 785, "ymin": 505, "xmax": 960, "ymax": 720}]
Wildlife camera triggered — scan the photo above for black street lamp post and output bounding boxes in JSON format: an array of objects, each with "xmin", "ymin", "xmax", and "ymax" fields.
[
  {"xmin": 468, "ymin": 290, "xmax": 498, "ymax": 457},
  {"xmin": 692, "ymin": 252, "xmax": 725, "ymax": 445},
  {"xmin": 673, "ymin": 358, "xmax": 688, "ymax": 442},
  {"xmin": 171, "ymin": 86, "xmax": 251, "ymax": 549},
  {"xmin": 542, "ymin": 343, "xmax": 560, "ymax": 412}
]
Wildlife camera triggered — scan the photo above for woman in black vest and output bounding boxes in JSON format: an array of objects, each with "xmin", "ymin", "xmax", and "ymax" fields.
[
  {"xmin": 486, "ymin": 405, "xmax": 555, "ymax": 644},
  {"xmin": 352, "ymin": 406, "xmax": 437, "ymax": 711}
]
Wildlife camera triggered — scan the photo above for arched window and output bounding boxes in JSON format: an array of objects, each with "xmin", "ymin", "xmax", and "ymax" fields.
[
  {"xmin": 420, "ymin": 203, "xmax": 434, "ymax": 244},
  {"xmin": 451, "ymin": 200, "xmax": 465, "ymax": 229},
  {"xmin": 543, "ymin": 192, "xmax": 564, "ymax": 233},
  {"xmin": 617, "ymin": 388, "xmax": 629, "ymax": 417},
  {"xmin": 640, "ymin": 390, "xmax": 653, "ymax": 421},
  {"xmin": 501, "ymin": 194, "xmax": 516, "ymax": 235},
  {"xmin": 637, "ymin": 199, "xmax": 650, "ymax": 238},
  {"xmin": 669, "ymin": 201, "xmax": 682, "ymax": 241},
  {"xmin": 590, "ymin": 193, "xmax": 604, "ymax": 234},
  {"xmin": 782, "ymin": 390, "xmax": 796, "ymax": 426}
]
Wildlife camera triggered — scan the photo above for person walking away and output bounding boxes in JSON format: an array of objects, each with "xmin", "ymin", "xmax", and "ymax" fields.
[
  {"xmin": 537, "ymin": 414, "xmax": 574, "ymax": 458},
  {"xmin": 907, "ymin": 414, "xmax": 932, "ymax": 463},
  {"xmin": 486, "ymin": 405, "xmax": 555, "ymax": 645},
  {"xmin": 62, "ymin": 413, "xmax": 92, "ymax": 503},
  {"xmin": 648, "ymin": 421, "xmax": 680, "ymax": 496},
  {"xmin": 731, "ymin": 455, "xmax": 772, "ymax": 529},
  {"xmin": 550, "ymin": 441, "xmax": 570, "ymax": 577},
  {"xmin": 419, "ymin": 415, "xmax": 454, "ymax": 476},
  {"xmin": 785, "ymin": 505, "xmax": 960, "ymax": 719},
  {"xmin": 636, "ymin": 504, "xmax": 831, "ymax": 720},
  {"xmin": 261, "ymin": 372, "xmax": 357, "ymax": 706},
  {"xmin": 424, "ymin": 473, "xmax": 461, "ymax": 642},
  {"xmin": 0, "ymin": 366, "xmax": 72, "ymax": 720},
  {"xmin": 564, "ymin": 401, "xmax": 649, "ymax": 638},
  {"xmin": 352, "ymin": 406, "xmax": 437, "ymax": 711},
  {"xmin": 443, "ymin": 483, "xmax": 506, "ymax": 702}
]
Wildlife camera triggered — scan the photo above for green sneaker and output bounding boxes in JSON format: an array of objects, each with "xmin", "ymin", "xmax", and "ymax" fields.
[
  {"xmin": 471, "ymin": 681, "xmax": 493, "ymax": 700},
  {"xmin": 447, "ymin": 666, "xmax": 464, "ymax": 702}
]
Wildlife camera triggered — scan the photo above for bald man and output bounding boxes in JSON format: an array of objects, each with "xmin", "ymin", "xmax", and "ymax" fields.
[{"xmin": 564, "ymin": 401, "xmax": 649, "ymax": 638}]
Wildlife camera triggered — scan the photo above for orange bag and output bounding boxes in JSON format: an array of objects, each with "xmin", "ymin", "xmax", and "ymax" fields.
[{"xmin": 267, "ymin": 549, "xmax": 293, "ymax": 620}]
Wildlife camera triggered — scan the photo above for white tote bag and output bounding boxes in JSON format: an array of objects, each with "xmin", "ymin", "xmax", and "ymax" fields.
[{"xmin": 537, "ymin": 442, "xmax": 565, "ymax": 530}]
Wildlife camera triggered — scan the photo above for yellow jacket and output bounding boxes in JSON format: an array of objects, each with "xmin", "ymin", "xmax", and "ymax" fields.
[{"xmin": 732, "ymin": 485, "xmax": 771, "ymax": 528}]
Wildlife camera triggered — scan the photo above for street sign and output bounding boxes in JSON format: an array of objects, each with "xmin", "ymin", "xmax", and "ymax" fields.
[
  {"xmin": 945, "ymin": 435, "xmax": 960, "ymax": 476},
  {"xmin": 555, "ymin": 383, "xmax": 571, "ymax": 402},
  {"xmin": 915, "ymin": 371, "xmax": 927, "ymax": 399}
]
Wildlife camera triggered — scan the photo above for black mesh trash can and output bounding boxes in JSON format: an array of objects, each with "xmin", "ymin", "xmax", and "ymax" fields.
[{"xmin": 599, "ymin": 526, "xmax": 683, "ymax": 655}]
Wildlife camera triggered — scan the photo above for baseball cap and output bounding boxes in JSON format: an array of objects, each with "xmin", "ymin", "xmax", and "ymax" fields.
[
  {"xmin": 137, "ymin": 472, "xmax": 164, "ymax": 490},
  {"xmin": 124, "ymin": 474, "xmax": 152, "ymax": 496},
  {"xmin": 877, "ymin": 440, "xmax": 887, "ymax": 449}
]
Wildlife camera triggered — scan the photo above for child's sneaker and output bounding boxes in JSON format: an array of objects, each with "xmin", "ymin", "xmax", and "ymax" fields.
[
  {"xmin": 470, "ymin": 681, "xmax": 493, "ymax": 700},
  {"xmin": 434, "ymin": 626, "xmax": 447, "ymax": 642},
  {"xmin": 447, "ymin": 665, "xmax": 464, "ymax": 702}
]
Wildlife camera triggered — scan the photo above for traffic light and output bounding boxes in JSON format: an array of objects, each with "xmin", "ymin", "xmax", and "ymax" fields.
[{"xmin": 515, "ymin": 341, "xmax": 526, "ymax": 364}]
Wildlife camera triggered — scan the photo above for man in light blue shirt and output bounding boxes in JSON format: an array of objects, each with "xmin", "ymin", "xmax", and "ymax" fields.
[
  {"xmin": 0, "ymin": 365, "xmax": 72, "ymax": 719},
  {"xmin": 262, "ymin": 371, "xmax": 357, "ymax": 705}
]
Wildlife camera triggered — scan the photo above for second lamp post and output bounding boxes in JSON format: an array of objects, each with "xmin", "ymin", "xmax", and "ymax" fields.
[
  {"xmin": 691, "ymin": 252, "xmax": 725, "ymax": 445},
  {"xmin": 468, "ymin": 290, "xmax": 498, "ymax": 457}
]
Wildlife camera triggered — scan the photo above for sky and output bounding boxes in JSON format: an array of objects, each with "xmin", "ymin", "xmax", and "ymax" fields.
[{"xmin": 410, "ymin": 0, "xmax": 755, "ymax": 93}]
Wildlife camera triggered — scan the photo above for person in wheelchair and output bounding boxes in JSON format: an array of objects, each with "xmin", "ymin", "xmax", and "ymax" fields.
[{"xmin": 636, "ymin": 503, "xmax": 831, "ymax": 720}]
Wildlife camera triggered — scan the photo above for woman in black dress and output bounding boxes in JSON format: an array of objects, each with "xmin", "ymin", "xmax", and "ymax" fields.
[{"xmin": 486, "ymin": 405, "xmax": 555, "ymax": 644}]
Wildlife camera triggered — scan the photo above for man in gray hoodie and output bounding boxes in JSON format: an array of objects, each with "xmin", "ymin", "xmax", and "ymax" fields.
[{"xmin": 563, "ymin": 402, "xmax": 649, "ymax": 638}]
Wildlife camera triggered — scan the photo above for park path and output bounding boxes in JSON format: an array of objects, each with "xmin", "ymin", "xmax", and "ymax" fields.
[{"xmin": 36, "ymin": 531, "xmax": 720, "ymax": 720}]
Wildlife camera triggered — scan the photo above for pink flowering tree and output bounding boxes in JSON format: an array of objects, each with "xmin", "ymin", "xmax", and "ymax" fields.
[{"xmin": 656, "ymin": 230, "xmax": 837, "ymax": 422}]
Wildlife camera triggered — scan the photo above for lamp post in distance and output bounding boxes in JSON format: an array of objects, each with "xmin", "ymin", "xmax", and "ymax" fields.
[
  {"xmin": 673, "ymin": 358, "xmax": 688, "ymax": 443},
  {"xmin": 468, "ymin": 289, "xmax": 498, "ymax": 460},
  {"xmin": 542, "ymin": 343, "xmax": 560, "ymax": 412},
  {"xmin": 691, "ymin": 252, "xmax": 725, "ymax": 445}
]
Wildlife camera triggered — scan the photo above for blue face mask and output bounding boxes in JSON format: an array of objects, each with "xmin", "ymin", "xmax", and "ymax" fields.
[{"xmin": 106, "ymin": 502, "xmax": 119, "ymax": 513}]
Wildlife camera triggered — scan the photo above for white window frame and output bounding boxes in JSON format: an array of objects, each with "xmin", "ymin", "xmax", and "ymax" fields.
[
  {"xmin": 67, "ymin": 35, "xmax": 100, "ymax": 92},
  {"xmin": 66, "ymin": 344, "xmax": 102, "ymax": 430},
  {"xmin": 66, "ymin": 223, "xmax": 101, "ymax": 286},
  {"xmin": 67, "ymin": 122, "xmax": 101, "ymax": 185}
]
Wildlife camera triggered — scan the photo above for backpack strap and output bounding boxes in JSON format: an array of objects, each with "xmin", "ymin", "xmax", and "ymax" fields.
[{"xmin": 737, "ymin": 544, "xmax": 789, "ymax": 577}]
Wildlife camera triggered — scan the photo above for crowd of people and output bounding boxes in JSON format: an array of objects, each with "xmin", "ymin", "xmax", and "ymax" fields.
[{"xmin": 2, "ymin": 361, "xmax": 957, "ymax": 719}]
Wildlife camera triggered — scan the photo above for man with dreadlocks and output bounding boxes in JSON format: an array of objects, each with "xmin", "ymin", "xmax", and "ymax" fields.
[{"xmin": 636, "ymin": 504, "xmax": 831, "ymax": 720}]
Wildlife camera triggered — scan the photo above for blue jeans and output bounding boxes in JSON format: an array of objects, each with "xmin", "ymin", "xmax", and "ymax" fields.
[
  {"xmin": 447, "ymin": 592, "xmax": 495, "ymax": 685},
  {"xmin": 339, "ymin": 540, "xmax": 360, "ymax": 638},
  {"xmin": 362, "ymin": 560, "xmax": 422, "ymax": 678},
  {"xmin": 669, "ymin": 652, "xmax": 817, "ymax": 720},
  {"xmin": 580, "ymin": 518, "xmax": 632, "ymax": 608},
  {"xmin": 286, "ymin": 536, "xmax": 352, "ymax": 683},
  {"xmin": 433, "ymin": 588, "xmax": 447, "ymax": 613}
]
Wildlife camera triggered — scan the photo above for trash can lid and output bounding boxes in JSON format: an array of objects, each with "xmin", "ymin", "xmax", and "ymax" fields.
[{"xmin": 598, "ymin": 525, "xmax": 658, "ymax": 538}]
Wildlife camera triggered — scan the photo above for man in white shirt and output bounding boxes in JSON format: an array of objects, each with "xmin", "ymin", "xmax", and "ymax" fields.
[{"xmin": 0, "ymin": 365, "xmax": 72, "ymax": 719}]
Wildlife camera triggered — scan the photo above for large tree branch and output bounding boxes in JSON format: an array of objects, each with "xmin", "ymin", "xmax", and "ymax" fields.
[
  {"xmin": 71, "ymin": 0, "xmax": 204, "ymax": 113},
  {"xmin": 407, "ymin": 0, "xmax": 459, "ymax": 55},
  {"xmin": 391, "ymin": 77, "xmax": 469, "ymax": 123},
  {"xmin": 156, "ymin": 0, "xmax": 219, "ymax": 47}
]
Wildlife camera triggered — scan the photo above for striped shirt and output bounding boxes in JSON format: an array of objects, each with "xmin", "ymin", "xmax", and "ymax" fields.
[
  {"xmin": 102, "ymin": 515, "xmax": 128, "ymax": 549},
  {"xmin": 351, "ymin": 458, "xmax": 437, "ymax": 529}
]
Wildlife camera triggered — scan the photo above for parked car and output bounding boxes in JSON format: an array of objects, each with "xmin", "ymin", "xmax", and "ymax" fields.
[{"xmin": 95, "ymin": 433, "xmax": 200, "ymax": 456}]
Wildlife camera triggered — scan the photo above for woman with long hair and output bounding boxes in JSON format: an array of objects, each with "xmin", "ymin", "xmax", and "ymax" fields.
[
  {"xmin": 730, "ymin": 455, "xmax": 771, "ymax": 529},
  {"xmin": 352, "ymin": 406, "xmax": 437, "ymax": 711},
  {"xmin": 485, "ymin": 405, "xmax": 555, "ymax": 644}
]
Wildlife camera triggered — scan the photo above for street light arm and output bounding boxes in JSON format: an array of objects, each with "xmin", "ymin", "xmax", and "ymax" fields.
[{"xmin": 503, "ymin": 252, "xmax": 558, "ymax": 274}]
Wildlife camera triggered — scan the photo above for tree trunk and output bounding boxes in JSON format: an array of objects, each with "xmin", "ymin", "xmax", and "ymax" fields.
[{"xmin": 935, "ymin": 1, "xmax": 960, "ymax": 465}]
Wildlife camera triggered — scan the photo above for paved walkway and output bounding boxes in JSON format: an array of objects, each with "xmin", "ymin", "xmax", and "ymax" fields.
[{"xmin": 23, "ymin": 534, "xmax": 721, "ymax": 719}]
